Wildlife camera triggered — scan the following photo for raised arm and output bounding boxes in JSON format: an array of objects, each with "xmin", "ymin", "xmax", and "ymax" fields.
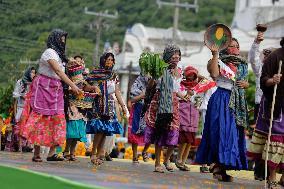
[
  {"xmin": 248, "ymin": 33, "xmax": 263, "ymax": 76},
  {"xmin": 207, "ymin": 44, "xmax": 219, "ymax": 79}
]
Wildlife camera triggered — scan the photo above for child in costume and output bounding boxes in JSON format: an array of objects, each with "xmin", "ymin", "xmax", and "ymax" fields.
[{"xmin": 63, "ymin": 55, "xmax": 100, "ymax": 161}]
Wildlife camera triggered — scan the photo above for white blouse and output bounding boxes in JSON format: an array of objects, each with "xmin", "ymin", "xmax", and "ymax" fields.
[
  {"xmin": 38, "ymin": 48, "xmax": 65, "ymax": 79},
  {"xmin": 215, "ymin": 60, "xmax": 234, "ymax": 90}
]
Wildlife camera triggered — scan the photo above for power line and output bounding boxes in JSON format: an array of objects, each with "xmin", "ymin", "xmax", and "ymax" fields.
[
  {"xmin": 156, "ymin": 0, "xmax": 198, "ymax": 43},
  {"xmin": 84, "ymin": 7, "xmax": 118, "ymax": 66}
]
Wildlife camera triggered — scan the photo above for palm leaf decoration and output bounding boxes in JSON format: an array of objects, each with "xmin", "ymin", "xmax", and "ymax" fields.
[{"xmin": 139, "ymin": 52, "xmax": 169, "ymax": 79}]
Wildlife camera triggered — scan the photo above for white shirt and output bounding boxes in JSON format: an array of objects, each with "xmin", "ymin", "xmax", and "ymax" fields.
[
  {"xmin": 248, "ymin": 42, "xmax": 262, "ymax": 104},
  {"xmin": 107, "ymin": 80, "xmax": 116, "ymax": 95},
  {"xmin": 38, "ymin": 48, "xmax": 64, "ymax": 79},
  {"xmin": 198, "ymin": 86, "xmax": 217, "ymax": 110},
  {"xmin": 215, "ymin": 60, "xmax": 234, "ymax": 90}
]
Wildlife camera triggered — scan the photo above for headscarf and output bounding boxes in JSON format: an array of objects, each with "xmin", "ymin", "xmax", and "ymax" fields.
[
  {"xmin": 220, "ymin": 38, "xmax": 249, "ymax": 128},
  {"xmin": 20, "ymin": 67, "xmax": 36, "ymax": 94},
  {"xmin": 162, "ymin": 44, "xmax": 181, "ymax": 65},
  {"xmin": 88, "ymin": 53, "xmax": 115, "ymax": 120},
  {"xmin": 47, "ymin": 29, "xmax": 68, "ymax": 63},
  {"xmin": 181, "ymin": 66, "xmax": 198, "ymax": 90}
]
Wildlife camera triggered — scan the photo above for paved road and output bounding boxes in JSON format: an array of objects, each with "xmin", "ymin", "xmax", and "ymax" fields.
[{"xmin": 0, "ymin": 151, "xmax": 265, "ymax": 189}]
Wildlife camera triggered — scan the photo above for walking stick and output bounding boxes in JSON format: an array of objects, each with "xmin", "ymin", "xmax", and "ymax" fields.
[{"xmin": 265, "ymin": 60, "xmax": 282, "ymax": 188}]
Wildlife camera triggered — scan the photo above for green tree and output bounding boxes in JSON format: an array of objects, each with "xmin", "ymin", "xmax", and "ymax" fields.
[{"xmin": 246, "ymin": 70, "xmax": 256, "ymax": 123}]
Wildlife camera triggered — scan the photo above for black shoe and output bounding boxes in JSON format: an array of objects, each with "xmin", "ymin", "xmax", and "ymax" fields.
[
  {"xmin": 105, "ymin": 154, "xmax": 113, "ymax": 161},
  {"xmin": 46, "ymin": 154, "xmax": 64, "ymax": 161},
  {"xmin": 85, "ymin": 151, "xmax": 91, "ymax": 156}
]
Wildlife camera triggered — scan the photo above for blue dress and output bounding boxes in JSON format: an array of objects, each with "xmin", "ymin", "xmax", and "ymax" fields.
[
  {"xmin": 195, "ymin": 77, "xmax": 248, "ymax": 170},
  {"xmin": 86, "ymin": 79, "xmax": 123, "ymax": 136}
]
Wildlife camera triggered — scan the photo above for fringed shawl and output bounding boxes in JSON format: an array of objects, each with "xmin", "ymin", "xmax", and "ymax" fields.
[{"xmin": 220, "ymin": 54, "xmax": 249, "ymax": 128}]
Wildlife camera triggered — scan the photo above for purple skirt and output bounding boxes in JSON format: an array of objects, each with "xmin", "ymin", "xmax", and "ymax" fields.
[
  {"xmin": 255, "ymin": 97, "xmax": 284, "ymax": 135},
  {"xmin": 31, "ymin": 74, "xmax": 64, "ymax": 116},
  {"xmin": 179, "ymin": 100, "xmax": 199, "ymax": 132},
  {"xmin": 144, "ymin": 126, "xmax": 179, "ymax": 147}
]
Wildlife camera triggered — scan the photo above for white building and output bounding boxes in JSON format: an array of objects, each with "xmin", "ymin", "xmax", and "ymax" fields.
[{"xmin": 116, "ymin": 0, "xmax": 283, "ymax": 102}]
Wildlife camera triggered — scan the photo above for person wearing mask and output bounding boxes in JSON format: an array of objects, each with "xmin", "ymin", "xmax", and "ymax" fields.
[{"xmin": 196, "ymin": 38, "xmax": 249, "ymax": 182}]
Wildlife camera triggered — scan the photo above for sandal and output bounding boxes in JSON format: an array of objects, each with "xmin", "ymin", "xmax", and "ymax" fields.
[
  {"xmin": 268, "ymin": 181, "xmax": 282, "ymax": 189},
  {"xmin": 179, "ymin": 164, "xmax": 190, "ymax": 171},
  {"xmin": 46, "ymin": 154, "xmax": 64, "ymax": 161},
  {"xmin": 90, "ymin": 156, "xmax": 103, "ymax": 166},
  {"xmin": 200, "ymin": 166, "xmax": 210, "ymax": 173},
  {"xmin": 69, "ymin": 154, "xmax": 77, "ymax": 161},
  {"xmin": 163, "ymin": 162, "xmax": 174, "ymax": 172},
  {"xmin": 142, "ymin": 152, "xmax": 149, "ymax": 162},
  {"xmin": 154, "ymin": 165, "xmax": 165, "ymax": 173},
  {"xmin": 32, "ymin": 156, "xmax": 43, "ymax": 162},
  {"xmin": 212, "ymin": 165, "xmax": 233, "ymax": 182},
  {"xmin": 213, "ymin": 173, "xmax": 233, "ymax": 182},
  {"xmin": 209, "ymin": 163, "xmax": 216, "ymax": 173},
  {"xmin": 175, "ymin": 161, "xmax": 184, "ymax": 169},
  {"xmin": 132, "ymin": 157, "xmax": 139, "ymax": 164},
  {"xmin": 278, "ymin": 179, "xmax": 284, "ymax": 187},
  {"xmin": 105, "ymin": 154, "xmax": 113, "ymax": 161},
  {"xmin": 63, "ymin": 152, "xmax": 70, "ymax": 160}
]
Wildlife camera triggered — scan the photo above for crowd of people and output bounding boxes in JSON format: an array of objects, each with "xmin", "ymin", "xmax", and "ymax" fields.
[{"xmin": 1, "ymin": 28, "xmax": 284, "ymax": 189}]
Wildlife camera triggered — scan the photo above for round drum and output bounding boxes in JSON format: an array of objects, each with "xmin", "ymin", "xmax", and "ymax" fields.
[{"xmin": 204, "ymin": 23, "xmax": 232, "ymax": 51}]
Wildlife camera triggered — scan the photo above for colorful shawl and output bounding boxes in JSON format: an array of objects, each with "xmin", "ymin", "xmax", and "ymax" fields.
[
  {"xmin": 87, "ymin": 53, "xmax": 115, "ymax": 120},
  {"xmin": 155, "ymin": 69, "xmax": 174, "ymax": 127},
  {"xmin": 155, "ymin": 44, "xmax": 180, "ymax": 127},
  {"xmin": 220, "ymin": 54, "xmax": 249, "ymax": 128}
]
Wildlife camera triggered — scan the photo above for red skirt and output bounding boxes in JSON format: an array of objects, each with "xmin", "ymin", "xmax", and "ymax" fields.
[{"xmin": 178, "ymin": 131, "xmax": 195, "ymax": 145}]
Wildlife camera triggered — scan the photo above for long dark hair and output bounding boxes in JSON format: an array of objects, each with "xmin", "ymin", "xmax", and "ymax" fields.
[{"xmin": 99, "ymin": 52, "xmax": 115, "ymax": 70}]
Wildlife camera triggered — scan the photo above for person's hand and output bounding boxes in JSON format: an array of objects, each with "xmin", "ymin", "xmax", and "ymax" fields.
[
  {"xmin": 71, "ymin": 84, "xmax": 81, "ymax": 95},
  {"xmin": 210, "ymin": 44, "xmax": 219, "ymax": 56},
  {"xmin": 272, "ymin": 74, "xmax": 282, "ymax": 85},
  {"xmin": 255, "ymin": 32, "xmax": 264, "ymax": 44},
  {"xmin": 182, "ymin": 90, "xmax": 193, "ymax": 101},
  {"xmin": 92, "ymin": 86, "xmax": 101, "ymax": 95},
  {"xmin": 183, "ymin": 94, "xmax": 190, "ymax": 101},
  {"xmin": 236, "ymin": 80, "xmax": 249, "ymax": 89}
]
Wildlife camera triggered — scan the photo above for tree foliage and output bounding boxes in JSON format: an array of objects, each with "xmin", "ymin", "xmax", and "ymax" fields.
[
  {"xmin": 246, "ymin": 70, "xmax": 256, "ymax": 123},
  {"xmin": 0, "ymin": 0, "xmax": 235, "ymax": 84},
  {"xmin": 0, "ymin": 0, "xmax": 237, "ymax": 114}
]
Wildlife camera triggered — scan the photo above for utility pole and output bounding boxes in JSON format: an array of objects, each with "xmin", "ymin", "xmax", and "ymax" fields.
[
  {"xmin": 156, "ymin": 0, "xmax": 198, "ymax": 43},
  {"xmin": 84, "ymin": 7, "xmax": 118, "ymax": 66}
]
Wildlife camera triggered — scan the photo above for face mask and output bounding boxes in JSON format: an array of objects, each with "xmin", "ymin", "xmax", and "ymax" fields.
[{"xmin": 227, "ymin": 47, "xmax": 240, "ymax": 56}]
